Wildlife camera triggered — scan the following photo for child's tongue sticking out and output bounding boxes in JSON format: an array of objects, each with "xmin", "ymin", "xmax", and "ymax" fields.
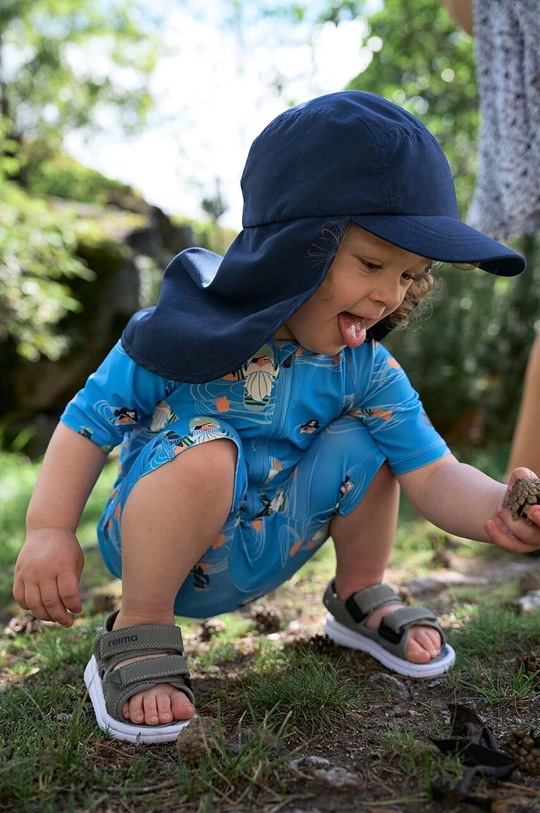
[{"xmin": 337, "ymin": 312, "xmax": 367, "ymax": 348}]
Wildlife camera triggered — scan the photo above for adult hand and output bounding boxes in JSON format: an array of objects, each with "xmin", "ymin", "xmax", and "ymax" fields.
[{"xmin": 13, "ymin": 528, "xmax": 85, "ymax": 627}]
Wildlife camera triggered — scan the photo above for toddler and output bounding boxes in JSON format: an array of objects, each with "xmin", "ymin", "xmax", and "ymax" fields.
[{"xmin": 13, "ymin": 92, "xmax": 540, "ymax": 744}]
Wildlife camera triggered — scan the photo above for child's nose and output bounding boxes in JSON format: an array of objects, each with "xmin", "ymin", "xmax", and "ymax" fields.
[{"xmin": 370, "ymin": 277, "xmax": 402, "ymax": 309}]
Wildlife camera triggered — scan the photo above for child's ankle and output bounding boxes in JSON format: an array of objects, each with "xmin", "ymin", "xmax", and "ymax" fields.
[
  {"xmin": 333, "ymin": 578, "xmax": 383, "ymax": 601},
  {"xmin": 113, "ymin": 609, "xmax": 176, "ymax": 630}
]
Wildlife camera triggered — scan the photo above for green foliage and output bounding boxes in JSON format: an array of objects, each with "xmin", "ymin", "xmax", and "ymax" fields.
[
  {"xmin": 348, "ymin": 0, "xmax": 478, "ymax": 211},
  {"xmin": 343, "ymin": 0, "xmax": 537, "ymax": 441},
  {"xmin": 0, "ymin": 179, "xmax": 95, "ymax": 361},
  {"xmin": 22, "ymin": 144, "xmax": 136, "ymax": 205},
  {"xmin": 0, "ymin": 0, "xmax": 159, "ymax": 150},
  {"xmin": 0, "ymin": 0, "xmax": 160, "ymax": 368}
]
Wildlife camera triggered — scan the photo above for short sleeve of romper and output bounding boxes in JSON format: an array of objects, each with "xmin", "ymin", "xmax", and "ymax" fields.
[
  {"xmin": 60, "ymin": 341, "xmax": 175, "ymax": 452},
  {"xmin": 348, "ymin": 340, "xmax": 450, "ymax": 475}
]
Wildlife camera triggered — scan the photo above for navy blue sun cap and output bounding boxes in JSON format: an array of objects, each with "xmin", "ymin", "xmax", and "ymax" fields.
[{"xmin": 122, "ymin": 91, "xmax": 526, "ymax": 383}]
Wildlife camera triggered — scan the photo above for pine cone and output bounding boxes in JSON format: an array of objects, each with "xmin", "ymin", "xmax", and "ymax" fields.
[
  {"xmin": 176, "ymin": 718, "xmax": 219, "ymax": 767},
  {"xmin": 519, "ymin": 570, "xmax": 540, "ymax": 595},
  {"xmin": 3, "ymin": 612, "xmax": 41, "ymax": 637},
  {"xmin": 502, "ymin": 729, "xmax": 540, "ymax": 774},
  {"xmin": 302, "ymin": 633, "xmax": 344, "ymax": 656},
  {"xmin": 503, "ymin": 477, "xmax": 540, "ymax": 523},
  {"xmin": 250, "ymin": 604, "xmax": 282, "ymax": 634},
  {"xmin": 515, "ymin": 650, "xmax": 540, "ymax": 684},
  {"xmin": 199, "ymin": 618, "xmax": 226, "ymax": 641}
]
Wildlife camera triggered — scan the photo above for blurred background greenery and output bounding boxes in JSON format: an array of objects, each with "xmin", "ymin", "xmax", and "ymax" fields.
[{"xmin": 0, "ymin": 0, "xmax": 537, "ymax": 457}]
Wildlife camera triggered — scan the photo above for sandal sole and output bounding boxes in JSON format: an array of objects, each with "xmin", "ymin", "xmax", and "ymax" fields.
[
  {"xmin": 323, "ymin": 613, "xmax": 456, "ymax": 678},
  {"xmin": 84, "ymin": 655, "xmax": 194, "ymax": 743}
]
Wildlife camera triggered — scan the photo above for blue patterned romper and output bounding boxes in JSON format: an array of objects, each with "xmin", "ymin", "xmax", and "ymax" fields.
[{"xmin": 61, "ymin": 337, "xmax": 449, "ymax": 617}]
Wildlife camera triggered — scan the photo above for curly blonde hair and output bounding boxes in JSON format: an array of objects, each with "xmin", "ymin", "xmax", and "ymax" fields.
[{"xmin": 308, "ymin": 222, "xmax": 435, "ymax": 331}]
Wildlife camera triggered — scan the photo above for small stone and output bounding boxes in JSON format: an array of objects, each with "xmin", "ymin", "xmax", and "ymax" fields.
[
  {"xmin": 403, "ymin": 578, "xmax": 447, "ymax": 597},
  {"xmin": 367, "ymin": 672, "xmax": 411, "ymax": 702},
  {"xmin": 289, "ymin": 755, "xmax": 331, "ymax": 770},
  {"xmin": 312, "ymin": 766, "xmax": 361, "ymax": 789},
  {"xmin": 516, "ymin": 589, "xmax": 540, "ymax": 613},
  {"xmin": 287, "ymin": 619, "xmax": 301, "ymax": 633}
]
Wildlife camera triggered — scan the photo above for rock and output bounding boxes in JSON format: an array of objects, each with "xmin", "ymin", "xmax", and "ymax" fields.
[
  {"xmin": 516, "ymin": 589, "xmax": 540, "ymax": 613},
  {"xmin": 289, "ymin": 755, "xmax": 331, "ymax": 770},
  {"xmin": 367, "ymin": 673, "xmax": 410, "ymax": 702},
  {"xmin": 312, "ymin": 766, "xmax": 361, "ymax": 789},
  {"xmin": 403, "ymin": 578, "xmax": 447, "ymax": 596}
]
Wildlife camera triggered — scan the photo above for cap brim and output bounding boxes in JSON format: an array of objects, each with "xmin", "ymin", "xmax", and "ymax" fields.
[{"xmin": 350, "ymin": 214, "xmax": 525, "ymax": 276}]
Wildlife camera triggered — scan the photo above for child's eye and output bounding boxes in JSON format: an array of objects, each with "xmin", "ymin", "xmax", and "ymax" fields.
[{"xmin": 359, "ymin": 259, "xmax": 381, "ymax": 272}]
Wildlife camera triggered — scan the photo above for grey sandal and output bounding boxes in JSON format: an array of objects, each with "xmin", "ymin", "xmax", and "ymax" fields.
[
  {"xmin": 323, "ymin": 581, "xmax": 455, "ymax": 678},
  {"xmin": 84, "ymin": 610, "xmax": 195, "ymax": 743}
]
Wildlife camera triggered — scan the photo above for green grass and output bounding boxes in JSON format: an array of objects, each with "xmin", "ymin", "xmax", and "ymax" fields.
[
  {"xmin": 3, "ymin": 445, "xmax": 540, "ymax": 811},
  {"xmin": 244, "ymin": 647, "xmax": 365, "ymax": 728},
  {"xmin": 0, "ymin": 454, "xmax": 117, "ymax": 609}
]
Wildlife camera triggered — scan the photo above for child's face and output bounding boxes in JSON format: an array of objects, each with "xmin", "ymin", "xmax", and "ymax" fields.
[{"xmin": 275, "ymin": 226, "xmax": 430, "ymax": 354}]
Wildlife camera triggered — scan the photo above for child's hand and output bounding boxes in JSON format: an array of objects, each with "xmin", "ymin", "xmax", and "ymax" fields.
[
  {"xmin": 485, "ymin": 467, "xmax": 540, "ymax": 553},
  {"xmin": 13, "ymin": 529, "xmax": 85, "ymax": 627}
]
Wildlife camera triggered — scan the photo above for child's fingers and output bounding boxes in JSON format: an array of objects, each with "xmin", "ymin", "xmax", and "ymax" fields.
[
  {"xmin": 37, "ymin": 581, "xmax": 74, "ymax": 626},
  {"xmin": 57, "ymin": 571, "xmax": 82, "ymax": 615},
  {"xmin": 508, "ymin": 466, "xmax": 539, "ymax": 485},
  {"xmin": 527, "ymin": 504, "xmax": 540, "ymax": 527},
  {"xmin": 486, "ymin": 508, "xmax": 540, "ymax": 553},
  {"xmin": 20, "ymin": 582, "xmax": 57, "ymax": 624},
  {"xmin": 484, "ymin": 519, "xmax": 525, "ymax": 553}
]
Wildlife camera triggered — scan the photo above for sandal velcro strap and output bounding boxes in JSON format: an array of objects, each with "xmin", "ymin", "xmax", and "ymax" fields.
[
  {"xmin": 378, "ymin": 605, "xmax": 438, "ymax": 634},
  {"xmin": 323, "ymin": 579, "xmax": 449, "ymax": 669},
  {"xmin": 351, "ymin": 583, "xmax": 404, "ymax": 615},
  {"xmin": 92, "ymin": 611, "xmax": 195, "ymax": 726},
  {"xmin": 107, "ymin": 655, "xmax": 190, "ymax": 687},
  {"xmin": 96, "ymin": 622, "xmax": 185, "ymax": 662}
]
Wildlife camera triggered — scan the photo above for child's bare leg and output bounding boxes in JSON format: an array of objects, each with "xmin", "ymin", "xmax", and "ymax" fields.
[
  {"xmin": 113, "ymin": 438, "xmax": 237, "ymax": 725},
  {"xmin": 330, "ymin": 461, "xmax": 441, "ymax": 663}
]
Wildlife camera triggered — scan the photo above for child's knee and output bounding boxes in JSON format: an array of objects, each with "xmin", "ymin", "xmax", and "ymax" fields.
[{"xmin": 168, "ymin": 437, "xmax": 237, "ymax": 485}]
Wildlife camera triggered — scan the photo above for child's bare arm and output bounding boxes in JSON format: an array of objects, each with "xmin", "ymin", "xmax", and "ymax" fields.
[
  {"xmin": 397, "ymin": 455, "xmax": 540, "ymax": 553},
  {"xmin": 13, "ymin": 423, "xmax": 108, "ymax": 627}
]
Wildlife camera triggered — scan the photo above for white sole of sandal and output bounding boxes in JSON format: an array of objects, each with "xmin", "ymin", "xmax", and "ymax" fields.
[
  {"xmin": 323, "ymin": 613, "xmax": 456, "ymax": 678},
  {"xmin": 84, "ymin": 655, "xmax": 195, "ymax": 743}
]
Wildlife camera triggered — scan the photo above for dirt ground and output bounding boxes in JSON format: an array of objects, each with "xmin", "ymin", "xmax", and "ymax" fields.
[
  {"xmin": 3, "ymin": 550, "xmax": 540, "ymax": 813},
  {"xmin": 172, "ymin": 553, "xmax": 540, "ymax": 813}
]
